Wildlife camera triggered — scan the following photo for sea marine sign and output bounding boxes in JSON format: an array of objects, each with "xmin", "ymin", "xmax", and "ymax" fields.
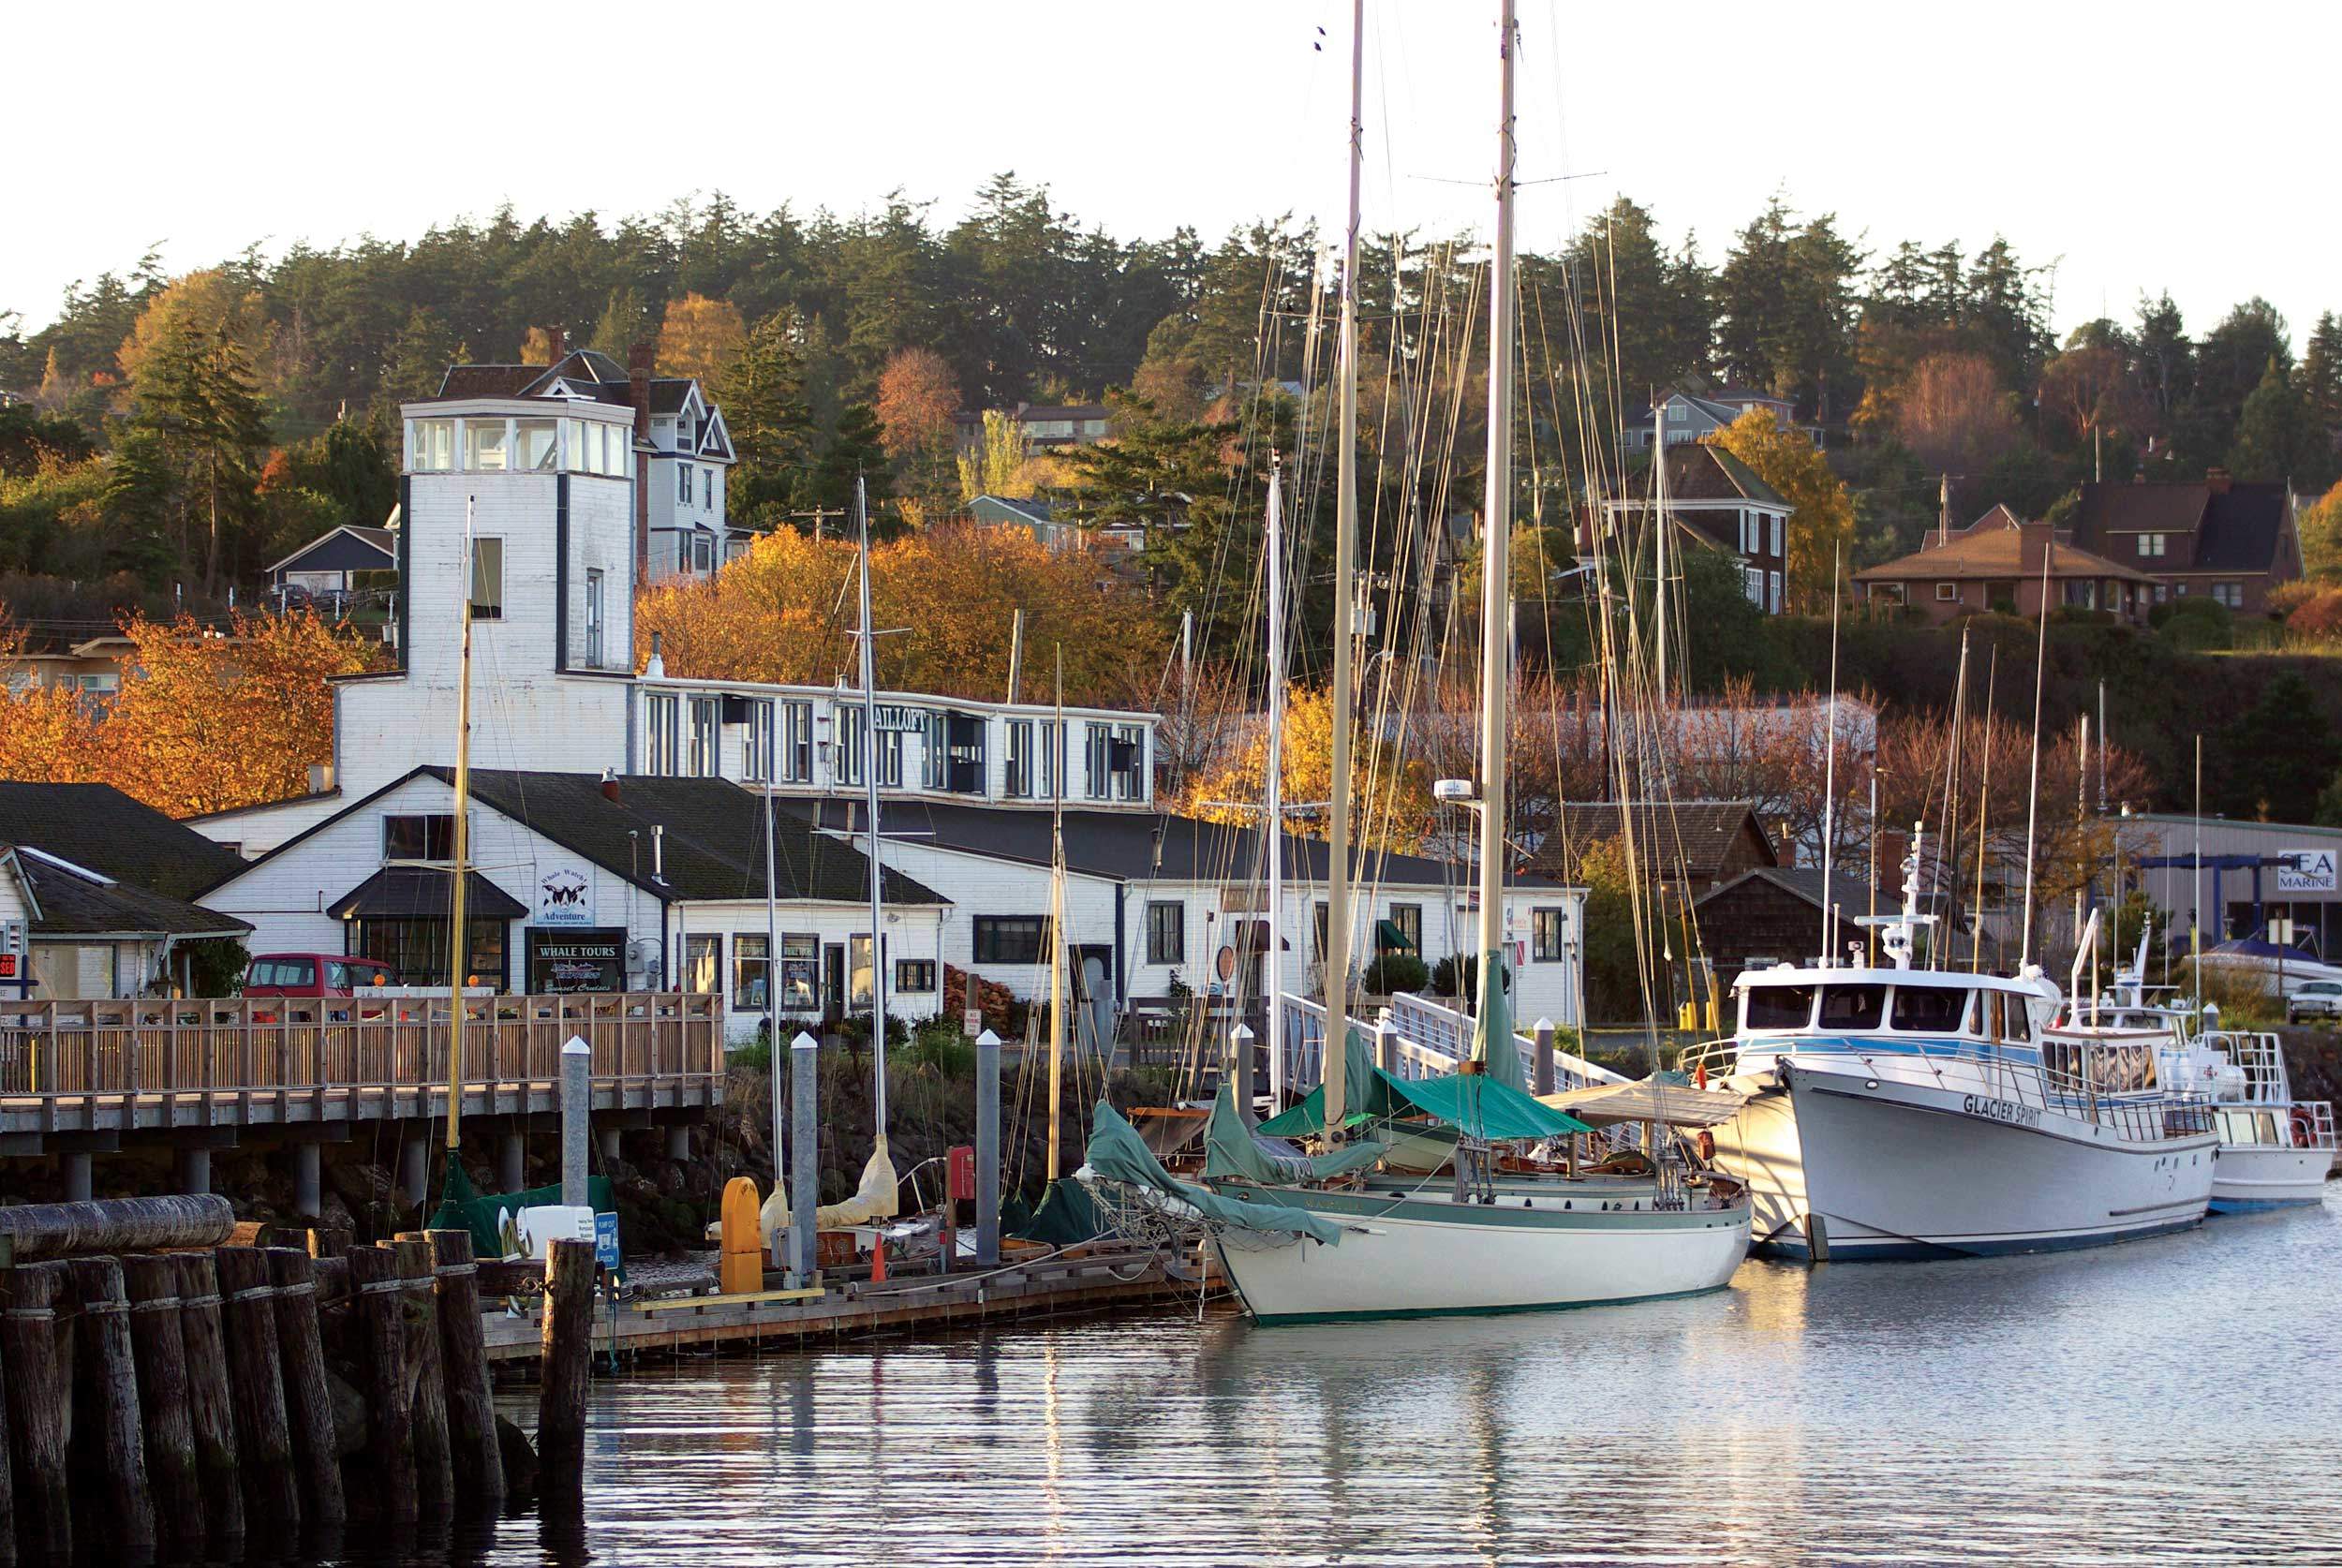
[
  {"xmin": 2275, "ymin": 850, "xmax": 2338, "ymax": 895},
  {"xmin": 539, "ymin": 868, "xmax": 592, "ymax": 926}
]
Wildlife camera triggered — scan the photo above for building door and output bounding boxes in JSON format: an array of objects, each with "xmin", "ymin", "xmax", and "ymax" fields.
[
  {"xmin": 1072, "ymin": 943, "xmax": 1114, "ymax": 1058},
  {"xmin": 823, "ymin": 943, "xmax": 846, "ymax": 1024}
]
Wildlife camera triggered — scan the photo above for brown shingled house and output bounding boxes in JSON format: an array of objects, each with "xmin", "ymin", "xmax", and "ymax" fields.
[
  {"xmin": 1523, "ymin": 800, "xmax": 1779, "ymax": 895},
  {"xmin": 2067, "ymin": 469, "xmax": 2304, "ymax": 613},
  {"xmin": 1855, "ymin": 520, "xmax": 2157, "ymax": 624}
]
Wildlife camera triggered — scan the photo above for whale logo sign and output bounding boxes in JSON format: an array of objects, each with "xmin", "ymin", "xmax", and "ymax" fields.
[
  {"xmin": 2276, "ymin": 849, "xmax": 2338, "ymax": 895},
  {"xmin": 539, "ymin": 868, "xmax": 592, "ymax": 925}
]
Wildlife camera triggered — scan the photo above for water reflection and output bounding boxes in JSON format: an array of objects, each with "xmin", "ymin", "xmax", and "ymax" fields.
[{"xmin": 402, "ymin": 1199, "xmax": 2342, "ymax": 1565}]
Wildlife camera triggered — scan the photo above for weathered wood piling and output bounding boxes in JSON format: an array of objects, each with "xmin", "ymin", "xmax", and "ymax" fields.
[
  {"xmin": 537, "ymin": 1238, "xmax": 597, "ymax": 1487},
  {"xmin": 0, "ymin": 1198, "xmax": 524, "ymax": 1561}
]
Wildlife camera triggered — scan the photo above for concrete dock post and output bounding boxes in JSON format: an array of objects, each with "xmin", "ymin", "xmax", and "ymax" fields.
[
  {"xmin": 398, "ymin": 1133, "xmax": 428, "ymax": 1210},
  {"xmin": 292, "ymin": 1142, "xmax": 321, "ymax": 1219},
  {"xmin": 560, "ymin": 1035, "xmax": 590, "ymax": 1209},
  {"xmin": 1533, "ymin": 1017, "xmax": 1555, "ymax": 1098},
  {"xmin": 664, "ymin": 1122, "xmax": 690, "ymax": 1161},
  {"xmin": 789, "ymin": 1032, "xmax": 818, "ymax": 1288},
  {"xmin": 596, "ymin": 1126, "xmax": 621, "ymax": 1164},
  {"xmin": 61, "ymin": 1151, "xmax": 91, "ymax": 1203},
  {"xmin": 498, "ymin": 1131, "xmax": 526, "ymax": 1196},
  {"xmin": 975, "ymin": 1029, "xmax": 1001, "ymax": 1266},
  {"xmin": 1229, "ymin": 1025, "xmax": 1256, "ymax": 1126},
  {"xmin": 175, "ymin": 1146, "xmax": 211, "ymax": 1195},
  {"xmin": 1374, "ymin": 1006, "xmax": 1397, "ymax": 1074}
]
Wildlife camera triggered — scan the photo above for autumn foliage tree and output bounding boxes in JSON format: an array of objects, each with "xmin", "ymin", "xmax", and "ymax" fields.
[
  {"xmin": 1177, "ymin": 684, "xmax": 1432, "ymax": 853},
  {"xmin": 0, "ymin": 610, "xmax": 384, "ymax": 816},
  {"xmin": 1706, "ymin": 411, "xmax": 1855, "ymax": 607},
  {"xmin": 655, "ymin": 292, "xmax": 748, "ymax": 385},
  {"xmin": 633, "ymin": 522, "xmax": 1165, "ymax": 706},
  {"xmin": 876, "ymin": 347, "xmax": 961, "ymax": 525}
]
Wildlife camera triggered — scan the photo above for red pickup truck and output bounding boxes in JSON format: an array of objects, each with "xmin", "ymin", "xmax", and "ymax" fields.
[{"xmin": 244, "ymin": 954, "xmax": 394, "ymax": 998}]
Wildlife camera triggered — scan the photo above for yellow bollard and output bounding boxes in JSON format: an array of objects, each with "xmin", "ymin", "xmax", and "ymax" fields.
[{"xmin": 719, "ymin": 1176, "xmax": 763, "ymax": 1295}]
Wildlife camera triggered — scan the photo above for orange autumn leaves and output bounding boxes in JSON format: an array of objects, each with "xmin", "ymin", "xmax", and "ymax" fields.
[
  {"xmin": 634, "ymin": 523, "xmax": 1164, "ymax": 706},
  {"xmin": 0, "ymin": 611, "xmax": 384, "ymax": 818}
]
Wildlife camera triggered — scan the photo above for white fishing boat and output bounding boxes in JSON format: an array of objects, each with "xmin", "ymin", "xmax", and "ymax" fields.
[
  {"xmin": 1693, "ymin": 841, "xmax": 2219, "ymax": 1260},
  {"xmin": 2190, "ymin": 932, "xmax": 2342, "ymax": 998}
]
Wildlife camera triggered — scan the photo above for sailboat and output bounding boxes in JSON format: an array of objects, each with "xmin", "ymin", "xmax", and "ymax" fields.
[{"xmin": 1083, "ymin": 0, "xmax": 1750, "ymax": 1323}]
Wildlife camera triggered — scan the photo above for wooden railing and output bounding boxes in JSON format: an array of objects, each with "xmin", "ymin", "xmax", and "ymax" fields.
[{"xmin": 0, "ymin": 993, "xmax": 723, "ymax": 1099}]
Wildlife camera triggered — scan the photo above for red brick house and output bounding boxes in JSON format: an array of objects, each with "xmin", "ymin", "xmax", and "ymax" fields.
[{"xmin": 2067, "ymin": 468, "xmax": 2304, "ymax": 614}]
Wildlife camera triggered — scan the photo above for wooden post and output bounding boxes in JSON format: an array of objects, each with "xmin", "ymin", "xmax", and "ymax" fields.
[
  {"xmin": 265, "ymin": 1248, "xmax": 347, "ymax": 1527},
  {"xmin": 170, "ymin": 1251, "xmax": 244, "ymax": 1545},
  {"xmin": 120, "ymin": 1253, "xmax": 202, "ymax": 1550},
  {"xmin": 392, "ymin": 1238, "xmax": 453, "ymax": 1519},
  {"xmin": 536, "ymin": 1238, "xmax": 595, "ymax": 1488},
  {"xmin": 213, "ymin": 1246, "xmax": 300, "ymax": 1533},
  {"xmin": 62, "ymin": 1256, "xmax": 157, "ymax": 1553},
  {"xmin": 0, "ymin": 1262, "xmax": 62, "ymax": 1561},
  {"xmin": 425, "ymin": 1229, "xmax": 505, "ymax": 1515},
  {"xmin": 347, "ymin": 1242, "xmax": 416, "ymax": 1522}
]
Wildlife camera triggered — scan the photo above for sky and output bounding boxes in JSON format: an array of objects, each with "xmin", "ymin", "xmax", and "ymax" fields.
[{"xmin": 10, "ymin": 1, "xmax": 2337, "ymax": 352}]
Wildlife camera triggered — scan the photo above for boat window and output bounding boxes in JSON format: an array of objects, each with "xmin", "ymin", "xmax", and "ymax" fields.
[
  {"xmin": 2001, "ymin": 992, "xmax": 2033, "ymax": 1043},
  {"xmin": 2220, "ymin": 1110, "xmax": 2258, "ymax": 1144},
  {"xmin": 2257, "ymin": 1111, "xmax": 2280, "ymax": 1146},
  {"xmin": 1817, "ymin": 984, "xmax": 1887, "ymax": 1031},
  {"xmin": 1890, "ymin": 985, "xmax": 1970, "ymax": 1033},
  {"xmin": 1742, "ymin": 984, "xmax": 1815, "ymax": 1031}
]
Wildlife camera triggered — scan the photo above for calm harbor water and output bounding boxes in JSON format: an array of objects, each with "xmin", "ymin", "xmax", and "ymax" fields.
[{"xmin": 438, "ymin": 1196, "xmax": 2340, "ymax": 1567}]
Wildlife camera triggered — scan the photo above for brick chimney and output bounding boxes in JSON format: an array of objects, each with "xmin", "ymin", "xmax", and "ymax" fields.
[
  {"xmin": 600, "ymin": 767, "xmax": 622, "ymax": 806},
  {"xmin": 629, "ymin": 341, "xmax": 655, "ymax": 582},
  {"xmin": 544, "ymin": 326, "xmax": 567, "ymax": 365},
  {"xmin": 2205, "ymin": 465, "xmax": 2232, "ymax": 496},
  {"xmin": 1875, "ymin": 828, "xmax": 1911, "ymax": 898}
]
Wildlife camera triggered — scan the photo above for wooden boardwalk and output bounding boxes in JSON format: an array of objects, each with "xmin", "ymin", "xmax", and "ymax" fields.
[
  {"xmin": 0, "ymin": 992, "xmax": 723, "ymax": 1149},
  {"xmin": 482, "ymin": 1246, "xmax": 1203, "ymax": 1365}
]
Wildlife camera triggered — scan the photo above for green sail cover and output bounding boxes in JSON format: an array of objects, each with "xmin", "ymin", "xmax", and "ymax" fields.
[
  {"xmin": 1204, "ymin": 1085, "xmax": 1386, "ymax": 1185},
  {"xmin": 1396, "ymin": 1072, "xmax": 1591, "ymax": 1142},
  {"xmin": 1473, "ymin": 949, "xmax": 1529, "ymax": 1094},
  {"xmin": 1256, "ymin": 1026, "xmax": 1412, "ymax": 1137},
  {"xmin": 1085, "ymin": 1101, "xmax": 1345, "ymax": 1246},
  {"xmin": 1016, "ymin": 1177, "xmax": 1103, "ymax": 1245}
]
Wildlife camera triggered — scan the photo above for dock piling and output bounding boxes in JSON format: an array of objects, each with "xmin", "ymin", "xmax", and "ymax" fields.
[
  {"xmin": 346, "ymin": 1243, "xmax": 417, "ymax": 1523},
  {"xmin": 63, "ymin": 1256, "xmax": 157, "ymax": 1553},
  {"xmin": 392, "ymin": 1238, "xmax": 454, "ymax": 1519},
  {"xmin": 214, "ymin": 1246, "xmax": 299, "ymax": 1533},
  {"xmin": 424, "ymin": 1229, "xmax": 505, "ymax": 1515},
  {"xmin": 976, "ymin": 1029, "xmax": 1001, "ymax": 1265},
  {"xmin": 3, "ymin": 1262, "xmax": 68, "ymax": 1561},
  {"xmin": 1533, "ymin": 1017, "xmax": 1555, "ymax": 1098},
  {"xmin": 170, "ymin": 1252, "xmax": 244, "ymax": 1544},
  {"xmin": 264, "ymin": 1248, "xmax": 347, "ymax": 1527},
  {"xmin": 119, "ymin": 1253, "xmax": 202, "ymax": 1550},
  {"xmin": 560, "ymin": 1036, "xmax": 590, "ymax": 1209},
  {"xmin": 788, "ymin": 1033, "xmax": 819, "ymax": 1287},
  {"xmin": 537, "ymin": 1238, "xmax": 596, "ymax": 1487}
]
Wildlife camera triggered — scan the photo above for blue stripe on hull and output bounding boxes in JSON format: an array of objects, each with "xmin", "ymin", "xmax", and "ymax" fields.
[
  {"xmin": 2207, "ymin": 1196, "xmax": 2327, "ymax": 1215},
  {"xmin": 1246, "ymin": 1282, "xmax": 1735, "ymax": 1325},
  {"xmin": 1751, "ymin": 1213, "xmax": 2205, "ymax": 1263}
]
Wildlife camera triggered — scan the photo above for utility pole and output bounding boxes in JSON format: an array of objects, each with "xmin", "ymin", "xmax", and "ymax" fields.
[{"xmin": 786, "ymin": 506, "xmax": 849, "ymax": 540}]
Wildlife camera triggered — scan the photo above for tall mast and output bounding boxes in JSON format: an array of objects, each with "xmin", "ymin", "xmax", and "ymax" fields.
[
  {"xmin": 1653, "ymin": 402, "xmax": 1669, "ymax": 708},
  {"xmin": 443, "ymin": 496, "xmax": 476, "ymax": 1173},
  {"xmin": 1817, "ymin": 551, "xmax": 1841, "ymax": 965},
  {"xmin": 1047, "ymin": 654, "xmax": 1067, "ymax": 1182},
  {"xmin": 857, "ymin": 477, "xmax": 889, "ymax": 1142},
  {"xmin": 763, "ymin": 743, "xmax": 784, "ymax": 1194},
  {"xmin": 1322, "ymin": 0, "xmax": 1365, "ymax": 1136},
  {"xmin": 1264, "ymin": 456, "xmax": 1286, "ymax": 1108},
  {"xmin": 1472, "ymin": 0, "xmax": 1520, "ymax": 1085},
  {"xmin": 2020, "ymin": 533, "xmax": 2053, "ymax": 968}
]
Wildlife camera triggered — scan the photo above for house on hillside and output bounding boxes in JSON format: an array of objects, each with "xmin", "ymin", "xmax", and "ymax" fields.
[
  {"xmin": 1619, "ymin": 387, "xmax": 1808, "ymax": 452},
  {"xmin": 1855, "ymin": 521, "xmax": 2157, "ymax": 624},
  {"xmin": 955, "ymin": 402, "xmax": 1114, "ymax": 458},
  {"xmin": 269, "ymin": 524, "xmax": 397, "ymax": 600},
  {"xmin": 2068, "ymin": 468, "xmax": 2304, "ymax": 613},
  {"xmin": 0, "ymin": 782, "xmax": 253, "ymax": 999},
  {"xmin": 1521, "ymin": 800, "xmax": 1779, "ymax": 898},
  {"xmin": 1592, "ymin": 443, "xmax": 1794, "ymax": 612},
  {"xmin": 967, "ymin": 494, "xmax": 1147, "ymax": 555},
  {"xmin": 1691, "ymin": 866, "xmax": 1881, "ymax": 995},
  {"xmin": 0, "ymin": 635, "xmax": 140, "ymax": 702}
]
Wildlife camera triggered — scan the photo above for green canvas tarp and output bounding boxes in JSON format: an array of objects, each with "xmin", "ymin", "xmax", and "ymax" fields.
[
  {"xmin": 1203, "ymin": 1084, "xmax": 1385, "ymax": 1185},
  {"xmin": 1086, "ymin": 1101, "xmax": 1344, "ymax": 1246},
  {"xmin": 430, "ymin": 1166, "xmax": 617, "ymax": 1263},
  {"xmin": 1256, "ymin": 1026, "xmax": 1415, "ymax": 1137},
  {"xmin": 1259, "ymin": 1061, "xmax": 1591, "ymax": 1145},
  {"xmin": 1015, "ymin": 1177, "xmax": 1103, "ymax": 1246}
]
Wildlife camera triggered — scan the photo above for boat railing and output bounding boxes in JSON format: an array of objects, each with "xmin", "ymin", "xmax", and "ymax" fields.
[
  {"xmin": 2200, "ymin": 1030, "xmax": 2295, "ymax": 1104},
  {"xmin": 1677, "ymin": 1037, "xmax": 1740, "ymax": 1080},
  {"xmin": 1768, "ymin": 1032, "xmax": 2217, "ymax": 1144}
]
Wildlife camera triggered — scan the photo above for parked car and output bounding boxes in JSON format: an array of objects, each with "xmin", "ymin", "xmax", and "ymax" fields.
[
  {"xmin": 244, "ymin": 953, "xmax": 394, "ymax": 998},
  {"xmin": 2287, "ymin": 980, "xmax": 2342, "ymax": 1024}
]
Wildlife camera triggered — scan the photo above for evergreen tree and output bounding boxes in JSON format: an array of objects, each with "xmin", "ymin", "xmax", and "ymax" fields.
[
  {"xmin": 717, "ymin": 308, "xmax": 819, "ymax": 530},
  {"xmin": 2216, "ymin": 672, "xmax": 2339, "ymax": 822},
  {"xmin": 2230, "ymin": 359, "xmax": 2331, "ymax": 488},
  {"xmin": 126, "ymin": 318, "xmax": 271, "ymax": 591},
  {"xmin": 2300, "ymin": 312, "xmax": 2342, "ymax": 433},
  {"xmin": 809, "ymin": 404, "xmax": 895, "ymax": 525}
]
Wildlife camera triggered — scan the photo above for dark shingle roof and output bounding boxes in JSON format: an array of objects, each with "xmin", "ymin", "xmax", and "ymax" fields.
[
  {"xmin": 2072, "ymin": 481, "xmax": 2292, "ymax": 574},
  {"xmin": 327, "ymin": 866, "xmax": 527, "ymax": 922},
  {"xmin": 434, "ymin": 364, "xmax": 542, "ymax": 400},
  {"xmin": 1523, "ymin": 800, "xmax": 1776, "ymax": 882},
  {"xmin": 440, "ymin": 771, "xmax": 944, "ymax": 907},
  {"xmin": 1660, "ymin": 443, "xmax": 1788, "ymax": 508},
  {"xmin": 0, "ymin": 783, "xmax": 247, "ymax": 900},
  {"xmin": 8, "ymin": 848, "xmax": 250, "ymax": 939},
  {"xmin": 1694, "ymin": 865, "xmax": 1873, "ymax": 918},
  {"xmin": 268, "ymin": 525, "xmax": 397, "ymax": 577},
  {"xmin": 647, "ymin": 379, "xmax": 697, "ymax": 415},
  {"xmin": 780, "ymin": 800, "xmax": 1564, "ymax": 891}
]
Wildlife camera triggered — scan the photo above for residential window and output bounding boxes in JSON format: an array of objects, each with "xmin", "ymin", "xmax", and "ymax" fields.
[
  {"xmin": 692, "ymin": 531, "xmax": 714, "ymax": 574},
  {"xmin": 1039, "ymin": 720, "xmax": 1060, "ymax": 797},
  {"xmin": 1390, "ymin": 903, "xmax": 1422, "ymax": 953},
  {"xmin": 780, "ymin": 701, "xmax": 814, "ymax": 782},
  {"xmin": 2215, "ymin": 583, "xmax": 2244, "ymax": 609},
  {"xmin": 1771, "ymin": 515, "xmax": 1784, "ymax": 556},
  {"xmin": 973, "ymin": 916, "xmax": 1046, "ymax": 966},
  {"xmin": 1668, "ymin": 403, "xmax": 1687, "ymax": 424},
  {"xmin": 1744, "ymin": 567, "xmax": 1766, "ymax": 607},
  {"xmin": 683, "ymin": 934, "xmax": 721, "ymax": 995},
  {"xmin": 896, "ymin": 958, "xmax": 938, "ymax": 994},
  {"xmin": 408, "ymin": 418, "xmax": 454, "ymax": 471},
  {"xmin": 746, "ymin": 700, "xmax": 776, "ymax": 782},
  {"xmin": 383, "ymin": 814, "xmax": 456, "ymax": 862},
  {"xmin": 1934, "ymin": 583, "xmax": 1960, "ymax": 602},
  {"xmin": 1146, "ymin": 901, "xmax": 1185, "ymax": 966},
  {"xmin": 850, "ymin": 935, "xmax": 877, "ymax": 1009},
  {"xmin": 463, "ymin": 417, "xmax": 509, "ymax": 471},
  {"xmin": 836, "ymin": 704, "xmax": 867, "ymax": 786},
  {"xmin": 1533, "ymin": 907, "xmax": 1568, "ymax": 961},
  {"xmin": 646, "ymin": 693, "xmax": 679, "ymax": 776},
  {"xmin": 585, "ymin": 570, "xmax": 605, "ymax": 667},
  {"xmin": 702, "ymin": 467, "xmax": 713, "ymax": 507},
  {"xmin": 733, "ymin": 934, "xmax": 769, "ymax": 1013},
  {"xmin": 678, "ymin": 463, "xmax": 692, "ymax": 503},
  {"xmin": 470, "ymin": 537, "xmax": 504, "ymax": 620},
  {"xmin": 945, "ymin": 714, "xmax": 985, "ymax": 793},
  {"xmin": 688, "ymin": 696, "xmax": 721, "ymax": 777},
  {"xmin": 922, "ymin": 712, "xmax": 950, "ymax": 790},
  {"xmin": 1004, "ymin": 719, "xmax": 1034, "ymax": 796},
  {"xmin": 2138, "ymin": 532, "xmax": 2167, "ymax": 558},
  {"xmin": 1770, "ymin": 570, "xmax": 1783, "ymax": 609},
  {"xmin": 780, "ymin": 933, "xmax": 819, "ymax": 1010},
  {"xmin": 517, "ymin": 418, "xmax": 558, "ymax": 470},
  {"xmin": 1087, "ymin": 721, "xmax": 1145, "ymax": 801}
]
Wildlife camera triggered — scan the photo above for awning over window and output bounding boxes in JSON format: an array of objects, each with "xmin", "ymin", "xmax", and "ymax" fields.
[
  {"xmin": 329, "ymin": 867, "xmax": 526, "ymax": 922},
  {"xmin": 1374, "ymin": 917, "xmax": 1416, "ymax": 952}
]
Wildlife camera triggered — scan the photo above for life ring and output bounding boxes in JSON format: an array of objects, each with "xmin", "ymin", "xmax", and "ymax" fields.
[
  {"xmin": 2291, "ymin": 1107, "xmax": 2316, "ymax": 1147},
  {"xmin": 1696, "ymin": 1130, "xmax": 1716, "ymax": 1162}
]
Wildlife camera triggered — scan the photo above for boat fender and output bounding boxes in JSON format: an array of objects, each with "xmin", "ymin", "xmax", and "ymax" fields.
[{"xmin": 1697, "ymin": 1130, "xmax": 1716, "ymax": 1161}]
